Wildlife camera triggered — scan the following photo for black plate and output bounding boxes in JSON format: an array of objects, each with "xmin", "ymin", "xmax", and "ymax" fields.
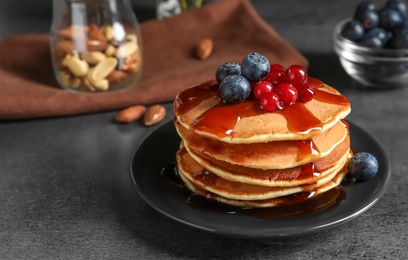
[{"xmin": 130, "ymin": 121, "xmax": 390, "ymax": 238}]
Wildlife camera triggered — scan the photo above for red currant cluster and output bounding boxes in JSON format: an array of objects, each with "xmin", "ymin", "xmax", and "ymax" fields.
[{"xmin": 252, "ymin": 64, "xmax": 315, "ymax": 111}]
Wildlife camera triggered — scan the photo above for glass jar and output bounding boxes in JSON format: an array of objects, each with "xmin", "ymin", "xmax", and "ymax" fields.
[{"xmin": 50, "ymin": 0, "xmax": 142, "ymax": 92}]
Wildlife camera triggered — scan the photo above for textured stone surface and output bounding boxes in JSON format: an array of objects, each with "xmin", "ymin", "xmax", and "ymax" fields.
[{"xmin": 1, "ymin": 0, "xmax": 407, "ymax": 259}]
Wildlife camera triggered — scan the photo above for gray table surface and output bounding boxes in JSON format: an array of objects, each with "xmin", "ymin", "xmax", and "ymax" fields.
[{"xmin": 1, "ymin": 0, "xmax": 407, "ymax": 259}]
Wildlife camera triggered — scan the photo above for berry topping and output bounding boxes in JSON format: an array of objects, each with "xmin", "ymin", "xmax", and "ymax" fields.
[
  {"xmin": 241, "ymin": 52, "xmax": 270, "ymax": 82},
  {"xmin": 266, "ymin": 64, "xmax": 286, "ymax": 85},
  {"xmin": 215, "ymin": 62, "xmax": 241, "ymax": 83},
  {"xmin": 215, "ymin": 53, "xmax": 314, "ymax": 109},
  {"xmin": 219, "ymin": 75, "xmax": 251, "ymax": 104},
  {"xmin": 348, "ymin": 152, "xmax": 379, "ymax": 180},
  {"xmin": 296, "ymin": 84, "xmax": 315, "ymax": 102},
  {"xmin": 285, "ymin": 65, "xmax": 308, "ymax": 85},
  {"xmin": 253, "ymin": 80, "xmax": 273, "ymax": 99},
  {"xmin": 274, "ymin": 83, "xmax": 298, "ymax": 105},
  {"xmin": 259, "ymin": 91, "xmax": 280, "ymax": 111}
]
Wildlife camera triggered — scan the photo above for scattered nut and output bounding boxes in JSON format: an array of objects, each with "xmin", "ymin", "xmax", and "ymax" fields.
[
  {"xmin": 115, "ymin": 105, "xmax": 146, "ymax": 124},
  {"xmin": 195, "ymin": 38, "xmax": 213, "ymax": 60},
  {"xmin": 143, "ymin": 105, "xmax": 166, "ymax": 126}
]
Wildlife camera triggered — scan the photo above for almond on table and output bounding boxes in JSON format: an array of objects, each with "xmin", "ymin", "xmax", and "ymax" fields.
[
  {"xmin": 143, "ymin": 105, "xmax": 166, "ymax": 126},
  {"xmin": 115, "ymin": 105, "xmax": 146, "ymax": 124}
]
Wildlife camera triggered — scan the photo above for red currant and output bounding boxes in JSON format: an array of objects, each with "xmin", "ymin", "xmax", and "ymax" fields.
[
  {"xmin": 274, "ymin": 83, "xmax": 298, "ymax": 105},
  {"xmin": 297, "ymin": 84, "xmax": 315, "ymax": 102},
  {"xmin": 286, "ymin": 65, "xmax": 308, "ymax": 85},
  {"xmin": 266, "ymin": 64, "xmax": 286, "ymax": 85},
  {"xmin": 270, "ymin": 64, "xmax": 285, "ymax": 72},
  {"xmin": 260, "ymin": 91, "xmax": 280, "ymax": 111},
  {"xmin": 253, "ymin": 80, "xmax": 273, "ymax": 99}
]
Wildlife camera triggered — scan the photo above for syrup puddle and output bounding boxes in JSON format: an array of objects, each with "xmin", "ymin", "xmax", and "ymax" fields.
[{"xmin": 161, "ymin": 163, "xmax": 346, "ymax": 220}]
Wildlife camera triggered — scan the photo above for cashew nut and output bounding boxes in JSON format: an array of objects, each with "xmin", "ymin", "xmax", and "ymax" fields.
[
  {"xmin": 91, "ymin": 57, "xmax": 118, "ymax": 80},
  {"xmin": 126, "ymin": 33, "xmax": 138, "ymax": 43},
  {"xmin": 58, "ymin": 71, "xmax": 80, "ymax": 88},
  {"xmin": 87, "ymin": 67, "xmax": 109, "ymax": 91},
  {"xmin": 58, "ymin": 71, "xmax": 71, "ymax": 87},
  {"xmin": 105, "ymin": 44, "xmax": 116, "ymax": 57},
  {"xmin": 82, "ymin": 51, "xmax": 106, "ymax": 65},
  {"xmin": 62, "ymin": 50, "xmax": 89, "ymax": 77},
  {"xmin": 102, "ymin": 25, "xmax": 115, "ymax": 40},
  {"xmin": 115, "ymin": 41, "xmax": 138, "ymax": 59}
]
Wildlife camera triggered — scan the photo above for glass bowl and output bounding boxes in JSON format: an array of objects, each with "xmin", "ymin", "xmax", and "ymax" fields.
[{"xmin": 333, "ymin": 19, "xmax": 408, "ymax": 88}]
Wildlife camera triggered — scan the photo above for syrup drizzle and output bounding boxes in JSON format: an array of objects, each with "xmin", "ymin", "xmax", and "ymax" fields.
[
  {"xmin": 191, "ymin": 99, "xmax": 262, "ymax": 136},
  {"xmin": 161, "ymin": 163, "xmax": 345, "ymax": 220},
  {"xmin": 174, "ymin": 78, "xmax": 349, "ymax": 139},
  {"xmin": 174, "ymin": 80, "xmax": 219, "ymax": 117}
]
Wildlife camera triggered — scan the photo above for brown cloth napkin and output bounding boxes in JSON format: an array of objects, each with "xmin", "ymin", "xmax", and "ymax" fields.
[{"xmin": 0, "ymin": 0, "xmax": 307, "ymax": 120}]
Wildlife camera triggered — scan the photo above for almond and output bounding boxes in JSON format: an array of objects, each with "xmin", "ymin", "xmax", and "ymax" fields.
[
  {"xmin": 88, "ymin": 24, "xmax": 107, "ymax": 42},
  {"xmin": 143, "ymin": 105, "xmax": 166, "ymax": 126},
  {"xmin": 106, "ymin": 70, "xmax": 128, "ymax": 84},
  {"xmin": 195, "ymin": 38, "xmax": 213, "ymax": 60},
  {"xmin": 115, "ymin": 105, "xmax": 146, "ymax": 124}
]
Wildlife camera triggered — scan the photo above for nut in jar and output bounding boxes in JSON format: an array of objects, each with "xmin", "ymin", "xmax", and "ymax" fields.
[{"xmin": 50, "ymin": 0, "xmax": 142, "ymax": 92}]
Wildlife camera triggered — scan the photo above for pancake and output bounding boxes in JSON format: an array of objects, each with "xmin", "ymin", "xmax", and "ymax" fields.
[
  {"xmin": 174, "ymin": 78, "xmax": 351, "ymax": 144},
  {"xmin": 176, "ymin": 119, "xmax": 349, "ymax": 169},
  {"xmin": 183, "ymin": 135, "xmax": 350, "ymax": 187},
  {"xmin": 178, "ymin": 161, "xmax": 349, "ymax": 208},
  {"xmin": 177, "ymin": 147, "xmax": 350, "ymax": 201},
  {"xmin": 173, "ymin": 76, "xmax": 351, "ymax": 208}
]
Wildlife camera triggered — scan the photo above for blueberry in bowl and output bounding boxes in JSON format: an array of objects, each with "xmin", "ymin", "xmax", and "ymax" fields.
[{"xmin": 333, "ymin": 0, "xmax": 408, "ymax": 88}]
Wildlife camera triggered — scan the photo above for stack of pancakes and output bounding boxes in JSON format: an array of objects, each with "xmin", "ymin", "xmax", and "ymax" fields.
[{"xmin": 173, "ymin": 78, "xmax": 351, "ymax": 208}]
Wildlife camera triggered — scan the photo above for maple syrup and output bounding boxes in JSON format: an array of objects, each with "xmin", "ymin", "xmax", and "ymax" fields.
[
  {"xmin": 174, "ymin": 79, "xmax": 350, "ymax": 139},
  {"xmin": 161, "ymin": 163, "xmax": 345, "ymax": 220}
]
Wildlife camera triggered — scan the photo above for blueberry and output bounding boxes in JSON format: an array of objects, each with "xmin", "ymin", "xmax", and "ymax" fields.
[
  {"xmin": 379, "ymin": 8, "xmax": 403, "ymax": 30},
  {"xmin": 241, "ymin": 52, "xmax": 270, "ymax": 82},
  {"xmin": 341, "ymin": 20, "xmax": 365, "ymax": 41},
  {"xmin": 348, "ymin": 152, "xmax": 379, "ymax": 181},
  {"xmin": 354, "ymin": 0, "xmax": 377, "ymax": 15},
  {"xmin": 357, "ymin": 34, "xmax": 384, "ymax": 48},
  {"xmin": 354, "ymin": 9, "xmax": 380, "ymax": 30},
  {"xmin": 215, "ymin": 62, "xmax": 241, "ymax": 84},
  {"xmin": 364, "ymin": 28, "xmax": 391, "ymax": 46},
  {"xmin": 393, "ymin": 18, "xmax": 408, "ymax": 35},
  {"xmin": 384, "ymin": 0, "xmax": 407, "ymax": 18},
  {"xmin": 387, "ymin": 31, "xmax": 408, "ymax": 48},
  {"xmin": 219, "ymin": 75, "xmax": 251, "ymax": 103}
]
